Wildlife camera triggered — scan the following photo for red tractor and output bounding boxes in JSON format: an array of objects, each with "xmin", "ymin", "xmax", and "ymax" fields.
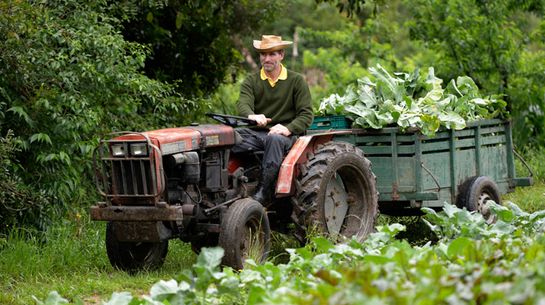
[{"xmin": 91, "ymin": 113, "xmax": 378, "ymax": 271}]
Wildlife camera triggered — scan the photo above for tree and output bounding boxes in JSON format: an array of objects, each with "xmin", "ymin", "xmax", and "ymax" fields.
[
  {"xmin": 297, "ymin": 0, "xmax": 545, "ymax": 146},
  {"xmin": 405, "ymin": 0, "xmax": 545, "ymax": 146},
  {"xmin": 0, "ymin": 0, "xmax": 185, "ymax": 217},
  {"xmin": 119, "ymin": 1, "xmax": 279, "ymax": 97}
]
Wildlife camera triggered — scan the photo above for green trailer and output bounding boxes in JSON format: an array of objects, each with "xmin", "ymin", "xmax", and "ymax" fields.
[{"xmin": 309, "ymin": 117, "xmax": 533, "ymax": 216}]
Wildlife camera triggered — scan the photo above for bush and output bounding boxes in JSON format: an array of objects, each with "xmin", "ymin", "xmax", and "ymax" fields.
[
  {"xmin": 0, "ymin": 131, "xmax": 56, "ymax": 234},
  {"xmin": 515, "ymin": 145, "xmax": 545, "ymax": 183},
  {"xmin": 0, "ymin": 1, "xmax": 191, "ymax": 218}
]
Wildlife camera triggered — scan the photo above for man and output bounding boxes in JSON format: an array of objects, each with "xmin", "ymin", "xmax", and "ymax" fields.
[{"xmin": 233, "ymin": 35, "xmax": 313, "ymax": 205}]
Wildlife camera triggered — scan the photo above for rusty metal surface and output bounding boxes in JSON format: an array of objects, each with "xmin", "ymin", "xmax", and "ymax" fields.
[
  {"xmin": 112, "ymin": 221, "xmax": 172, "ymax": 242},
  {"xmin": 93, "ymin": 132, "xmax": 165, "ymax": 204},
  {"xmin": 391, "ymin": 183, "xmax": 400, "ymax": 201},
  {"xmin": 90, "ymin": 205, "xmax": 184, "ymax": 221},
  {"xmin": 115, "ymin": 128, "xmax": 202, "ymax": 152},
  {"xmin": 186, "ymin": 124, "xmax": 236, "ymax": 148}
]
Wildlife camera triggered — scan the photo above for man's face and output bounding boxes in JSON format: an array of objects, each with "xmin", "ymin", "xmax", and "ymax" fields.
[{"xmin": 259, "ymin": 50, "xmax": 284, "ymax": 73}]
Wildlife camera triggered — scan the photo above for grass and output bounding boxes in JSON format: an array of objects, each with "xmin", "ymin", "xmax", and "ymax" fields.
[
  {"xmin": 506, "ymin": 147, "xmax": 545, "ymax": 212},
  {"xmin": 0, "ymin": 213, "xmax": 196, "ymax": 305},
  {"xmin": 0, "ymin": 215, "xmax": 299, "ymax": 305},
  {"xmin": 504, "ymin": 181, "xmax": 545, "ymax": 213}
]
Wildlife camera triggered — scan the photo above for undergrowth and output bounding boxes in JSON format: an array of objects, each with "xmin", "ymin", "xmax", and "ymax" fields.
[
  {"xmin": 37, "ymin": 201, "xmax": 545, "ymax": 304},
  {"xmin": 0, "ymin": 213, "xmax": 196, "ymax": 305}
]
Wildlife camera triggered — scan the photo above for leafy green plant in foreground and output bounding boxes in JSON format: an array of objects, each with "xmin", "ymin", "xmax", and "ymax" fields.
[
  {"xmin": 40, "ymin": 201, "xmax": 545, "ymax": 304},
  {"xmin": 319, "ymin": 65, "xmax": 507, "ymax": 136}
]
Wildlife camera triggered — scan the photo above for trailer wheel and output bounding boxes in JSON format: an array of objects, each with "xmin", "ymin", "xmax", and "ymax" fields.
[
  {"xmin": 292, "ymin": 141, "xmax": 378, "ymax": 242},
  {"xmin": 456, "ymin": 176, "xmax": 501, "ymax": 222},
  {"xmin": 105, "ymin": 222, "xmax": 168, "ymax": 273},
  {"xmin": 218, "ymin": 198, "xmax": 271, "ymax": 269}
]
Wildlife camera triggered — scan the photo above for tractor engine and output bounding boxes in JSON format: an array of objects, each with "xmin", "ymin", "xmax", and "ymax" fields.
[{"xmin": 91, "ymin": 124, "xmax": 249, "ymax": 246}]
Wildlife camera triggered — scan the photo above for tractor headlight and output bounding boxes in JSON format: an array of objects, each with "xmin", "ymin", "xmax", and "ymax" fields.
[
  {"xmin": 111, "ymin": 144, "xmax": 126, "ymax": 157},
  {"xmin": 130, "ymin": 142, "xmax": 148, "ymax": 156}
]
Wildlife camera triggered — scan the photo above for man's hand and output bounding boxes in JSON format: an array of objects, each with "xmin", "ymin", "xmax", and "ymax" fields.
[
  {"xmin": 248, "ymin": 114, "xmax": 272, "ymax": 127},
  {"xmin": 268, "ymin": 124, "xmax": 291, "ymax": 136}
]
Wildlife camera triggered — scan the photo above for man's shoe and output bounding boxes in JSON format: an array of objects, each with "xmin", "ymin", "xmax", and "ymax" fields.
[{"xmin": 252, "ymin": 166, "xmax": 278, "ymax": 205}]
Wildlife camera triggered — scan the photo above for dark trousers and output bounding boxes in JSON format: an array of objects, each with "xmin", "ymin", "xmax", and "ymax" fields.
[{"xmin": 231, "ymin": 128, "xmax": 296, "ymax": 172}]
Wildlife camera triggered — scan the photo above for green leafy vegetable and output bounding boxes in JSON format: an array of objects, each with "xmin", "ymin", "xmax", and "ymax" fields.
[
  {"xmin": 38, "ymin": 201, "xmax": 545, "ymax": 304},
  {"xmin": 319, "ymin": 65, "xmax": 507, "ymax": 136}
]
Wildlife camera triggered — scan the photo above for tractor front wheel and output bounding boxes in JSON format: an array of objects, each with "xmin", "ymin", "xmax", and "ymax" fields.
[
  {"xmin": 218, "ymin": 198, "xmax": 271, "ymax": 270},
  {"xmin": 105, "ymin": 222, "xmax": 168, "ymax": 273},
  {"xmin": 292, "ymin": 141, "xmax": 378, "ymax": 242}
]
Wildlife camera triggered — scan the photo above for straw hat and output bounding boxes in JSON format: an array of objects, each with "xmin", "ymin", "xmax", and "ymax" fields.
[{"xmin": 253, "ymin": 35, "xmax": 293, "ymax": 52}]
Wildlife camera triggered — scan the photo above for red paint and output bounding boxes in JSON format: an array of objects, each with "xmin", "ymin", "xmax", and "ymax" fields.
[
  {"xmin": 276, "ymin": 136, "xmax": 313, "ymax": 196},
  {"xmin": 275, "ymin": 130, "xmax": 352, "ymax": 196},
  {"xmin": 114, "ymin": 128, "xmax": 201, "ymax": 151},
  {"xmin": 228, "ymin": 156, "xmax": 243, "ymax": 173}
]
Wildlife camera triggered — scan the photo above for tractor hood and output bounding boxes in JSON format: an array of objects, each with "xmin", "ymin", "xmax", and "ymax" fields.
[{"xmin": 114, "ymin": 124, "xmax": 236, "ymax": 155}]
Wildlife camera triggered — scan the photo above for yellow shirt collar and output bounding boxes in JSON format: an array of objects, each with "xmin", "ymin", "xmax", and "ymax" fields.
[{"xmin": 260, "ymin": 64, "xmax": 288, "ymax": 87}]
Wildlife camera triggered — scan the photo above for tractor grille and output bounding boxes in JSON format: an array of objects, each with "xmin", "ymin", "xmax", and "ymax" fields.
[
  {"xmin": 109, "ymin": 158, "xmax": 156, "ymax": 195},
  {"xmin": 94, "ymin": 137, "xmax": 164, "ymax": 203}
]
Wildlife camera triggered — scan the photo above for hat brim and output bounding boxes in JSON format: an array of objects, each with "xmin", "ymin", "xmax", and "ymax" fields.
[{"xmin": 253, "ymin": 40, "xmax": 293, "ymax": 52}]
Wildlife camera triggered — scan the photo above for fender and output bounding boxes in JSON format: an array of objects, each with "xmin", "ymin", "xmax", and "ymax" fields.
[{"xmin": 276, "ymin": 130, "xmax": 352, "ymax": 197}]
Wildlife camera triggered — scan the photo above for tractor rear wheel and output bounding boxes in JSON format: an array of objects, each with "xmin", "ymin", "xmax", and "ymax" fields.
[
  {"xmin": 292, "ymin": 141, "xmax": 378, "ymax": 242},
  {"xmin": 218, "ymin": 198, "xmax": 271, "ymax": 269},
  {"xmin": 105, "ymin": 222, "xmax": 168, "ymax": 273}
]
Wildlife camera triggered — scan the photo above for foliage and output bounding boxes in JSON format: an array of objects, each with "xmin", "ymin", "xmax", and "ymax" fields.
[
  {"xmin": 303, "ymin": 47, "xmax": 368, "ymax": 108},
  {"xmin": 517, "ymin": 146, "xmax": 545, "ymax": 183},
  {"xmin": 316, "ymin": 0, "xmax": 386, "ymax": 19},
  {"xmin": 39, "ymin": 202, "xmax": 545, "ymax": 304},
  {"xmin": 297, "ymin": 1, "xmax": 420, "ymax": 101},
  {"xmin": 319, "ymin": 64, "xmax": 506, "ymax": 135},
  {"xmin": 119, "ymin": 0, "xmax": 279, "ymax": 96},
  {"xmin": 404, "ymin": 0, "xmax": 545, "ymax": 146},
  {"xmin": 0, "ymin": 0, "xmax": 193, "ymax": 221},
  {"xmin": 504, "ymin": 182, "xmax": 545, "ymax": 214},
  {"xmin": 295, "ymin": 0, "xmax": 545, "ymax": 146},
  {"xmin": 0, "ymin": 131, "xmax": 55, "ymax": 234}
]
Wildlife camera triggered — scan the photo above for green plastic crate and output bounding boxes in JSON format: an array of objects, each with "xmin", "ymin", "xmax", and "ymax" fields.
[{"xmin": 310, "ymin": 116, "xmax": 352, "ymax": 130}]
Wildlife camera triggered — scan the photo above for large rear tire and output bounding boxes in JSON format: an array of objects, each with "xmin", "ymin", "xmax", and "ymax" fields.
[
  {"xmin": 105, "ymin": 222, "xmax": 168, "ymax": 273},
  {"xmin": 219, "ymin": 198, "xmax": 271, "ymax": 270},
  {"xmin": 292, "ymin": 141, "xmax": 378, "ymax": 242}
]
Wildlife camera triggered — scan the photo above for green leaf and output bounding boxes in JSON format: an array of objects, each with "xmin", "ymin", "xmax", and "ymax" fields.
[
  {"xmin": 175, "ymin": 11, "xmax": 185, "ymax": 29},
  {"xmin": 149, "ymin": 280, "xmax": 179, "ymax": 298},
  {"xmin": 29, "ymin": 133, "xmax": 53, "ymax": 145},
  {"xmin": 103, "ymin": 292, "xmax": 133, "ymax": 305},
  {"xmin": 317, "ymin": 64, "xmax": 505, "ymax": 133},
  {"xmin": 7, "ymin": 106, "xmax": 34, "ymax": 126},
  {"xmin": 489, "ymin": 202, "xmax": 515, "ymax": 223},
  {"xmin": 447, "ymin": 237, "xmax": 474, "ymax": 258},
  {"xmin": 196, "ymin": 247, "xmax": 224, "ymax": 270},
  {"xmin": 32, "ymin": 291, "xmax": 69, "ymax": 305},
  {"xmin": 364, "ymin": 255, "xmax": 391, "ymax": 264},
  {"xmin": 146, "ymin": 12, "xmax": 154, "ymax": 23},
  {"xmin": 312, "ymin": 236, "xmax": 334, "ymax": 252}
]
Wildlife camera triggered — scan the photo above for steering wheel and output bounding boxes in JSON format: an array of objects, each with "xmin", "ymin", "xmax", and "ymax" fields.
[{"xmin": 206, "ymin": 113, "xmax": 257, "ymax": 127}]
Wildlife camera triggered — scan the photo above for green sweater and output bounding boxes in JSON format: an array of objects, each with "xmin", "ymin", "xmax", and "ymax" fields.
[{"xmin": 237, "ymin": 70, "xmax": 313, "ymax": 135}]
